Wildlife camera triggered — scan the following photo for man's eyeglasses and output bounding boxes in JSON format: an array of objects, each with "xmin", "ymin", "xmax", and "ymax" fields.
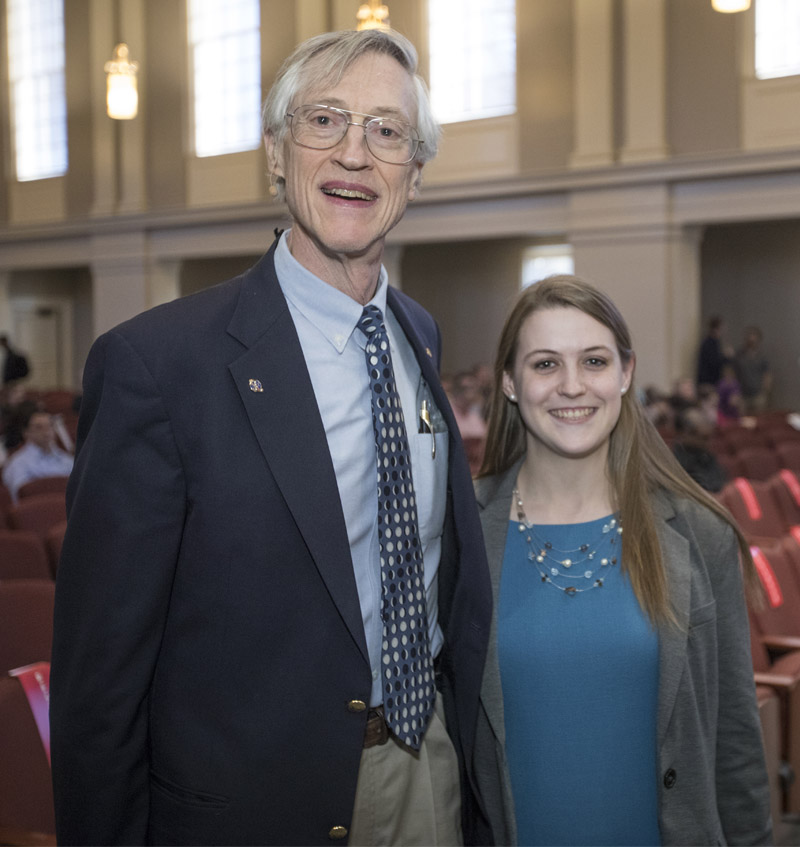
[{"xmin": 286, "ymin": 104, "xmax": 423, "ymax": 165}]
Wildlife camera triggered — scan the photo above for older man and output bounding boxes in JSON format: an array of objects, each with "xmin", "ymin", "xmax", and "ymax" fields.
[{"xmin": 50, "ymin": 29, "xmax": 491, "ymax": 847}]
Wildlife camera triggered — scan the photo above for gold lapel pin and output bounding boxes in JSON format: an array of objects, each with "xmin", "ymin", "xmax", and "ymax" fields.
[
  {"xmin": 248, "ymin": 378, "xmax": 263, "ymax": 393},
  {"xmin": 425, "ymin": 347, "xmax": 433, "ymax": 358}
]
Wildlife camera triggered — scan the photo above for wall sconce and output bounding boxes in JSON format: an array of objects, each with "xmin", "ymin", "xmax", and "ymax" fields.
[
  {"xmin": 104, "ymin": 43, "xmax": 139, "ymax": 120},
  {"xmin": 711, "ymin": 0, "xmax": 751, "ymax": 12},
  {"xmin": 356, "ymin": 1, "xmax": 390, "ymax": 31}
]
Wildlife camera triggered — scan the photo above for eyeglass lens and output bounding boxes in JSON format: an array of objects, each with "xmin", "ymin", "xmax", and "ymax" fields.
[{"xmin": 290, "ymin": 105, "xmax": 418, "ymax": 164}]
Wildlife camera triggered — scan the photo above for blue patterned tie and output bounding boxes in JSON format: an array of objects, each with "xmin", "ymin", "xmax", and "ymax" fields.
[{"xmin": 358, "ymin": 305, "xmax": 435, "ymax": 750}]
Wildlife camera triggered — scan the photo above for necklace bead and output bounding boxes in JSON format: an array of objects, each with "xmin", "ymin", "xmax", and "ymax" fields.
[{"xmin": 512, "ymin": 487, "xmax": 621, "ymax": 595}]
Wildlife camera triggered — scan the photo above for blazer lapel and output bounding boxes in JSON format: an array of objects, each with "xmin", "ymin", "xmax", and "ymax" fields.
[
  {"xmin": 226, "ymin": 248, "xmax": 369, "ymax": 665},
  {"xmin": 654, "ymin": 492, "xmax": 692, "ymax": 744},
  {"xmin": 474, "ymin": 461, "xmax": 522, "ymax": 746}
]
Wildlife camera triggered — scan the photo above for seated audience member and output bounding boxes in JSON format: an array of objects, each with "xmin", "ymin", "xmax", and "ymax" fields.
[
  {"xmin": 716, "ymin": 361, "xmax": 742, "ymax": 427},
  {"xmin": 447, "ymin": 371, "xmax": 489, "ymax": 441},
  {"xmin": 0, "ymin": 386, "xmax": 38, "ymax": 451},
  {"xmin": 697, "ymin": 383, "xmax": 720, "ymax": 430},
  {"xmin": 735, "ymin": 326, "xmax": 772, "ymax": 414},
  {"xmin": 2, "ymin": 409, "xmax": 74, "ymax": 501},
  {"xmin": 642, "ymin": 385, "xmax": 674, "ymax": 432},
  {"xmin": 669, "ymin": 376, "xmax": 697, "ymax": 413},
  {"xmin": 672, "ymin": 406, "xmax": 728, "ymax": 493}
]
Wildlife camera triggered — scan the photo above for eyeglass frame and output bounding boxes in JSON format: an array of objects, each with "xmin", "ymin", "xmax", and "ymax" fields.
[{"xmin": 285, "ymin": 104, "xmax": 424, "ymax": 165}]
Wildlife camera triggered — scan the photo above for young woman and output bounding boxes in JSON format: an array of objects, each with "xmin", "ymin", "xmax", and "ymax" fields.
[{"xmin": 473, "ymin": 276, "xmax": 771, "ymax": 846}]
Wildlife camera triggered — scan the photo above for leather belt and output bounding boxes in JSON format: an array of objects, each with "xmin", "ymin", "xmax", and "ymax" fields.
[{"xmin": 363, "ymin": 706, "xmax": 390, "ymax": 748}]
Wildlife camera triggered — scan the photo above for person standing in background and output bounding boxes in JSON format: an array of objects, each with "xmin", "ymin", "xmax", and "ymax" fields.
[
  {"xmin": 736, "ymin": 326, "xmax": 772, "ymax": 414},
  {"xmin": 696, "ymin": 316, "xmax": 727, "ymax": 388},
  {"xmin": 0, "ymin": 334, "xmax": 29, "ymax": 387}
]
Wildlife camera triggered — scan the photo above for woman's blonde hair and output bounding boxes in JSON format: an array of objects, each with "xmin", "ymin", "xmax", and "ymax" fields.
[{"xmin": 478, "ymin": 274, "xmax": 758, "ymax": 624}]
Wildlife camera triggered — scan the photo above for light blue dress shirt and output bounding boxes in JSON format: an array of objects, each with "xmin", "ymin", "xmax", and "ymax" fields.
[
  {"xmin": 2, "ymin": 442, "xmax": 74, "ymax": 502},
  {"xmin": 274, "ymin": 232, "xmax": 447, "ymax": 706}
]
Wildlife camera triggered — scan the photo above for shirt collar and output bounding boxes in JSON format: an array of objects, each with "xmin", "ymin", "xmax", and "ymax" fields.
[{"xmin": 274, "ymin": 230, "xmax": 388, "ymax": 354}]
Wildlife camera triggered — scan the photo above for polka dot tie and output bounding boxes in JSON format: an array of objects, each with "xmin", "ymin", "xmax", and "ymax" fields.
[{"xmin": 358, "ymin": 305, "xmax": 435, "ymax": 751}]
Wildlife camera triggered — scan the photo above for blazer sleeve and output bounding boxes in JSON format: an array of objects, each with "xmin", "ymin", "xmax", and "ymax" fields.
[
  {"xmin": 711, "ymin": 523, "xmax": 772, "ymax": 845},
  {"xmin": 50, "ymin": 329, "xmax": 187, "ymax": 846}
]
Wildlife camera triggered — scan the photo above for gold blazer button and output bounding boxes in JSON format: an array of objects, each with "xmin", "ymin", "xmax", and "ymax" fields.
[
  {"xmin": 329, "ymin": 825, "xmax": 348, "ymax": 839},
  {"xmin": 347, "ymin": 700, "xmax": 367, "ymax": 712}
]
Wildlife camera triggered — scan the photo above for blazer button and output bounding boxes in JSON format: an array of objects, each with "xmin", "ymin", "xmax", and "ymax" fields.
[
  {"xmin": 347, "ymin": 700, "xmax": 367, "ymax": 712},
  {"xmin": 329, "ymin": 825, "xmax": 348, "ymax": 839},
  {"xmin": 663, "ymin": 768, "xmax": 677, "ymax": 789}
]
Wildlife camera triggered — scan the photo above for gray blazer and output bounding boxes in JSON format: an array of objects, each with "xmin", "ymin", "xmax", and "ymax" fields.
[{"xmin": 473, "ymin": 460, "xmax": 772, "ymax": 846}]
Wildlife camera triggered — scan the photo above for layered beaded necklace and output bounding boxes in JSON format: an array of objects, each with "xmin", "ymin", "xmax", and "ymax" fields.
[{"xmin": 512, "ymin": 487, "xmax": 623, "ymax": 596}]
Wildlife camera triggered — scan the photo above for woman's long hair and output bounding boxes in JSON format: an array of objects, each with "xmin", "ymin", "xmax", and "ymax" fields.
[{"xmin": 478, "ymin": 275, "xmax": 758, "ymax": 624}]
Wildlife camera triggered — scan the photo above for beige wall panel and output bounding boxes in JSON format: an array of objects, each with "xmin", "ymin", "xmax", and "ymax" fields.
[
  {"xmin": 262, "ymin": 0, "xmax": 304, "ymax": 91},
  {"xmin": 187, "ymin": 150, "xmax": 266, "ymax": 208},
  {"xmin": 517, "ymin": 0, "xmax": 573, "ymax": 174},
  {"xmin": 743, "ymin": 77, "xmax": 800, "ymax": 151},
  {"xmin": 424, "ymin": 116, "xmax": 519, "ymax": 184},
  {"xmin": 0, "ymin": 2, "xmax": 9, "ymax": 223},
  {"xmin": 65, "ymin": 0, "xmax": 94, "ymax": 217},
  {"xmin": 9, "ymin": 179, "xmax": 67, "ymax": 225},
  {"xmin": 666, "ymin": 0, "xmax": 739, "ymax": 156},
  {"xmin": 401, "ymin": 238, "xmax": 528, "ymax": 375},
  {"xmin": 145, "ymin": 0, "xmax": 188, "ymax": 210}
]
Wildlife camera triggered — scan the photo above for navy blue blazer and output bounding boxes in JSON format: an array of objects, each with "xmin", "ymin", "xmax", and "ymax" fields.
[{"xmin": 50, "ymin": 241, "xmax": 493, "ymax": 846}]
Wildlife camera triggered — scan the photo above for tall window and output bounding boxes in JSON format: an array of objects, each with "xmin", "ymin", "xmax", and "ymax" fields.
[
  {"xmin": 188, "ymin": 0, "xmax": 262, "ymax": 157},
  {"xmin": 521, "ymin": 245, "xmax": 574, "ymax": 288},
  {"xmin": 6, "ymin": 0, "xmax": 68, "ymax": 181},
  {"xmin": 755, "ymin": 0, "xmax": 800, "ymax": 79},
  {"xmin": 428, "ymin": 0, "xmax": 516, "ymax": 124}
]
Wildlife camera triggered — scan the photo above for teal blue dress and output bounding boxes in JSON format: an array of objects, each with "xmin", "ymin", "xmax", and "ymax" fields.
[{"xmin": 497, "ymin": 516, "xmax": 661, "ymax": 846}]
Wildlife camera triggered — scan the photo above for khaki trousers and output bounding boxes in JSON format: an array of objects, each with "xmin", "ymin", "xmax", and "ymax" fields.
[{"xmin": 348, "ymin": 693, "xmax": 463, "ymax": 846}]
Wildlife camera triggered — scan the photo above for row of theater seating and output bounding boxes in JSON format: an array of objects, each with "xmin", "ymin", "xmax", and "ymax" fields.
[
  {"xmin": 709, "ymin": 427, "xmax": 800, "ymax": 835},
  {"xmin": 0, "ymin": 476, "xmax": 68, "ymax": 841}
]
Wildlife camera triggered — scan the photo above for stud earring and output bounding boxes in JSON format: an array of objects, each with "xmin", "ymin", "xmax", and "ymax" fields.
[
  {"xmin": 508, "ymin": 394, "xmax": 517, "ymax": 403},
  {"xmin": 621, "ymin": 387, "xmax": 627, "ymax": 395}
]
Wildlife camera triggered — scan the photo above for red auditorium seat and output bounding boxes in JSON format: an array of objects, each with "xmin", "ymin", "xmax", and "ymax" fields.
[
  {"xmin": 750, "ymin": 542, "xmax": 800, "ymax": 639},
  {"xmin": 718, "ymin": 477, "xmax": 787, "ymax": 543},
  {"xmin": 8, "ymin": 494, "xmax": 67, "ymax": 543},
  {"xmin": 716, "ymin": 452, "xmax": 743, "ymax": 480},
  {"xmin": 750, "ymin": 610, "xmax": 800, "ymax": 814},
  {"xmin": 768, "ymin": 470, "xmax": 800, "ymax": 531},
  {"xmin": 0, "ymin": 483, "xmax": 12, "ymax": 529},
  {"xmin": 44, "ymin": 521, "xmax": 67, "ymax": 578},
  {"xmin": 0, "ymin": 581, "xmax": 55, "ymax": 674},
  {"xmin": 16, "ymin": 476, "xmax": 69, "ymax": 500},
  {"xmin": 735, "ymin": 446, "xmax": 782, "ymax": 481},
  {"xmin": 721, "ymin": 427, "xmax": 770, "ymax": 453},
  {"xmin": 0, "ymin": 673, "xmax": 55, "ymax": 842},
  {"xmin": 0, "ymin": 531, "xmax": 52, "ymax": 581},
  {"xmin": 775, "ymin": 441, "xmax": 800, "ymax": 474},
  {"xmin": 756, "ymin": 685, "xmax": 784, "ymax": 838}
]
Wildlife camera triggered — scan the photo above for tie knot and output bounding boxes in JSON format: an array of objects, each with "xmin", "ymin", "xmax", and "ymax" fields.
[{"xmin": 358, "ymin": 304, "xmax": 385, "ymax": 338}]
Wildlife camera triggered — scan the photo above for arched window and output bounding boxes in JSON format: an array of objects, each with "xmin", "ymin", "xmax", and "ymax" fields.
[
  {"xmin": 188, "ymin": 0, "xmax": 262, "ymax": 157},
  {"xmin": 6, "ymin": 0, "xmax": 68, "ymax": 181}
]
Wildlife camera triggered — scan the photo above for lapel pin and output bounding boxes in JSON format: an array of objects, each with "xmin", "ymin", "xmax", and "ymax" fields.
[
  {"xmin": 425, "ymin": 347, "xmax": 433, "ymax": 358},
  {"xmin": 248, "ymin": 378, "xmax": 264, "ymax": 393}
]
